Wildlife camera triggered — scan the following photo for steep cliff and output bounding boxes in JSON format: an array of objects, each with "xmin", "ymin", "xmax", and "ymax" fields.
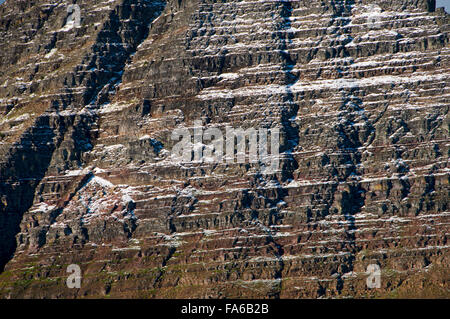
[{"xmin": 0, "ymin": 0, "xmax": 449, "ymax": 298}]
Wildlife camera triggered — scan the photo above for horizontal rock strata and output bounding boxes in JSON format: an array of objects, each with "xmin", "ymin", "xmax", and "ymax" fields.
[{"xmin": 0, "ymin": 0, "xmax": 449, "ymax": 298}]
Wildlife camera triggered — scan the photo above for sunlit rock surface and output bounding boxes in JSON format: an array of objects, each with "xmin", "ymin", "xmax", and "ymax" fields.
[{"xmin": 0, "ymin": 0, "xmax": 449, "ymax": 298}]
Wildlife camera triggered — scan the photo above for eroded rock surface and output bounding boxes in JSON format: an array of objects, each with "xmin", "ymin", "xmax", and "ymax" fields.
[{"xmin": 0, "ymin": 0, "xmax": 449, "ymax": 298}]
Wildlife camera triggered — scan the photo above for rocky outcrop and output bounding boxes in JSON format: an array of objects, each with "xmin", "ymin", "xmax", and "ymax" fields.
[
  {"xmin": 0, "ymin": 0, "xmax": 165, "ymax": 271},
  {"xmin": 0, "ymin": 0, "xmax": 449, "ymax": 298}
]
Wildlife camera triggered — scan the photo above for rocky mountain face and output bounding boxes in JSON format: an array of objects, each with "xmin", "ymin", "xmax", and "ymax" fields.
[{"xmin": 0, "ymin": 0, "xmax": 449, "ymax": 298}]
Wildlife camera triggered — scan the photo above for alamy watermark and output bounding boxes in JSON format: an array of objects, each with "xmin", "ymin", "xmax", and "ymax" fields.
[
  {"xmin": 66, "ymin": 264, "xmax": 82, "ymax": 289},
  {"xmin": 366, "ymin": 264, "xmax": 381, "ymax": 289},
  {"xmin": 366, "ymin": 4, "xmax": 382, "ymax": 29},
  {"xmin": 171, "ymin": 121, "xmax": 281, "ymax": 174},
  {"xmin": 63, "ymin": 4, "xmax": 81, "ymax": 31}
]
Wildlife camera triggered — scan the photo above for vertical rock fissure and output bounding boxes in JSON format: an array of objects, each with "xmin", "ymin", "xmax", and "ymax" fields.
[
  {"xmin": 334, "ymin": 5, "xmax": 364, "ymax": 290},
  {"xmin": 253, "ymin": 0, "xmax": 302, "ymax": 297}
]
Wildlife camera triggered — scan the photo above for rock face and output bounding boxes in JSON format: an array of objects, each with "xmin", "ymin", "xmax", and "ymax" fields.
[{"xmin": 0, "ymin": 0, "xmax": 449, "ymax": 298}]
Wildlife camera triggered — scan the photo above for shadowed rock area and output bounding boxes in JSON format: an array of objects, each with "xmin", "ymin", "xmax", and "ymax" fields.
[{"xmin": 0, "ymin": 0, "xmax": 449, "ymax": 298}]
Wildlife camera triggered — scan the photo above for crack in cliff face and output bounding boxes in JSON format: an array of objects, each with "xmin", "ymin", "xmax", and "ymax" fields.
[
  {"xmin": 0, "ymin": 0, "xmax": 166, "ymax": 273},
  {"xmin": 266, "ymin": 0, "xmax": 301, "ymax": 297},
  {"xmin": 321, "ymin": 0, "xmax": 446, "ymax": 289},
  {"xmin": 278, "ymin": 0, "xmax": 301, "ymax": 183},
  {"xmin": 329, "ymin": 2, "xmax": 368, "ymax": 290},
  {"xmin": 85, "ymin": 0, "xmax": 166, "ymax": 107},
  {"xmin": 234, "ymin": 0, "xmax": 302, "ymax": 297}
]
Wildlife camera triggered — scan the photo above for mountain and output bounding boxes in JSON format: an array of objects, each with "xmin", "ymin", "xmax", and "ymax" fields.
[{"xmin": 0, "ymin": 0, "xmax": 448, "ymax": 298}]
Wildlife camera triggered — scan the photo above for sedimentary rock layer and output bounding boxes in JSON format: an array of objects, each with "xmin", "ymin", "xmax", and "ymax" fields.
[{"xmin": 0, "ymin": 0, "xmax": 449, "ymax": 298}]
